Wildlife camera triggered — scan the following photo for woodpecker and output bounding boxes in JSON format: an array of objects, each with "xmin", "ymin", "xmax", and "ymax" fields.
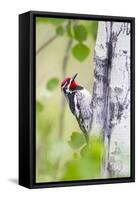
[{"xmin": 61, "ymin": 73, "xmax": 92, "ymax": 143}]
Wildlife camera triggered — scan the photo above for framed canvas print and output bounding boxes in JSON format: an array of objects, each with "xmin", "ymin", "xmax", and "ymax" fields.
[{"xmin": 19, "ymin": 11, "xmax": 135, "ymax": 189}]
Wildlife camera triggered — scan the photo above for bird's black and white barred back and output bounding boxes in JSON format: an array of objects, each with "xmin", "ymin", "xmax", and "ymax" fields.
[{"xmin": 61, "ymin": 74, "xmax": 93, "ymax": 143}]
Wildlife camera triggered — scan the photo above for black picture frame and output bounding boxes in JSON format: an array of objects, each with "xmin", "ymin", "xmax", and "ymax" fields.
[{"xmin": 19, "ymin": 11, "xmax": 135, "ymax": 189}]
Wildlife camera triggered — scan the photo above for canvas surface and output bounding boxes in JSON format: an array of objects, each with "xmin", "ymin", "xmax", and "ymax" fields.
[{"xmin": 35, "ymin": 17, "xmax": 131, "ymax": 183}]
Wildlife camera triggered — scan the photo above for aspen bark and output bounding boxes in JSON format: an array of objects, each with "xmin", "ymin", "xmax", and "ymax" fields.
[{"xmin": 91, "ymin": 21, "xmax": 130, "ymax": 177}]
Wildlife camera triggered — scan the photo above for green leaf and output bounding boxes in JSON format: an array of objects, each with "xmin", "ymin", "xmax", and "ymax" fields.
[
  {"xmin": 66, "ymin": 22, "xmax": 74, "ymax": 38},
  {"xmin": 68, "ymin": 132, "xmax": 86, "ymax": 149},
  {"xmin": 91, "ymin": 21, "xmax": 98, "ymax": 40},
  {"xmin": 46, "ymin": 78, "xmax": 59, "ymax": 91},
  {"xmin": 80, "ymin": 136, "xmax": 105, "ymax": 160},
  {"xmin": 72, "ymin": 43, "xmax": 90, "ymax": 62},
  {"xmin": 62, "ymin": 136, "xmax": 105, "ymax": 181},
  {"xmin": 36, "ymin": 101, "xmax": 44, "ymax": 112},
  {"xmin": 56, "ymin": 26, "xmax": 64, "ymax": 36},
  {"xmin": 74, "ymin": 25, "xmax": 87, "ymax": 42}
]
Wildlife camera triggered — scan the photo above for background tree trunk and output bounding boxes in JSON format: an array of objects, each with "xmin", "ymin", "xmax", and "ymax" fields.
[{"xmin": 91, "ymin": 21, "xmax": 130, "ymax": 177}]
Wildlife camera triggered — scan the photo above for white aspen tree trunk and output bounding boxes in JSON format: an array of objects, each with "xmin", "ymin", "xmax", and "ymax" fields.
[{"xmin": 91, "ymin": 21, "xmax": 130, "ymax": 177}]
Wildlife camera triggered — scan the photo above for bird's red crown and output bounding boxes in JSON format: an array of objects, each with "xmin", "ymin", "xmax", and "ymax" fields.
[{"xmin": 61, "ymin": 74, "xmax": 78, "ymax": 90}]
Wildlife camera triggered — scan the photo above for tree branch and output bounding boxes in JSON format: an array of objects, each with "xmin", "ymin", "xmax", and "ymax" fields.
[
  {"xmin": 58, "ymin": 37, "xmax": 73, "ymax": 139},
  {"xmin": 54, "ymin": 21, "xmax": 74, "ymax": 180},
  {"xmin": 36, "ymin": 34, "xmax": 57, "ymax": 55}
]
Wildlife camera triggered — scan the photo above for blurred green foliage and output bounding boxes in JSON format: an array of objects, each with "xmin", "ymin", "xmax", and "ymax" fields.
[
  {"xmin": 46, "ymin": 77, "xmax": 59, "ymax": 91},
  {"xmin": 36, "ymin": 17, "xmax": 102, "ymax": 183},
  {"xmin": 56, "ymin": 26, "xmax": 65, "ymax": 36},
  {"xmin": 66, "ymin": 21, "xmax": 74, "ymax": 38},
  {"xmin": 36, "ymin": 112, "xmax": 105, "ymax": 181},
  {"xmin": 36, "ymin": 17, "xmax": 98, "ymax": 62},
  {"xmin": 62, "ymin": 135, "xmax": 105, "ymax": 180},
  {"xmin": 68, "ymin": 132, "xmax": 86, "ymax": 150},
  {"xmin": 36, "ymin": 17, "xmax": 65, "ymax": 25}
]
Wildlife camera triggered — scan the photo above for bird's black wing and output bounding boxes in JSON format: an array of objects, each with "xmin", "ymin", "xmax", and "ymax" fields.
[{"xmin": 67, "ymin": 92, "xmax": 76, "ymax": 115}]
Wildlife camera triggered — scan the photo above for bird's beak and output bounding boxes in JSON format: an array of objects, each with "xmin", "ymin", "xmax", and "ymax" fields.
[{"xmin": 72, "ymin": 73, "xmax": 78, "ymax": 82}]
